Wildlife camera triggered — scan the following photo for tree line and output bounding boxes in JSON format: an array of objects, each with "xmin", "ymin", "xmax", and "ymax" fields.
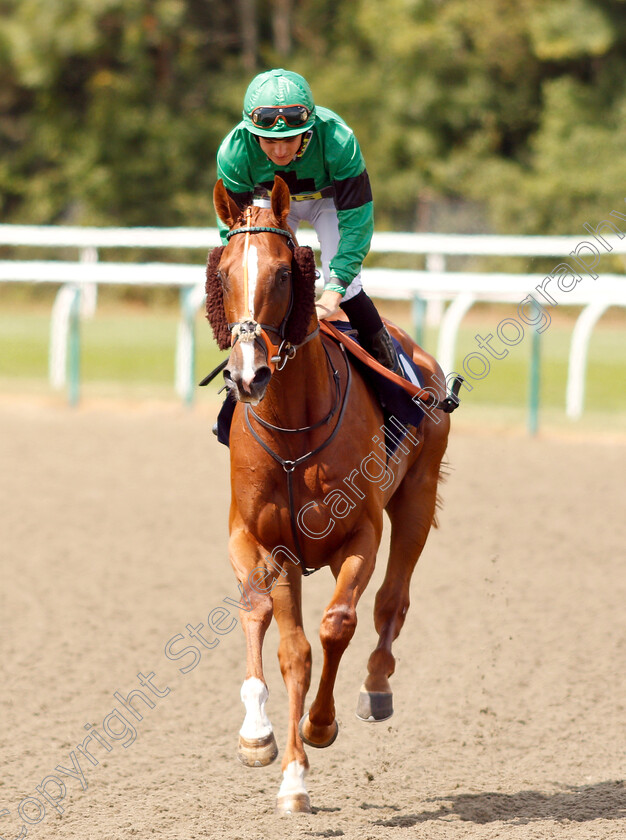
[{"xmin": 1, "ymin": 0, "xmax": 625, "ymax": 234}]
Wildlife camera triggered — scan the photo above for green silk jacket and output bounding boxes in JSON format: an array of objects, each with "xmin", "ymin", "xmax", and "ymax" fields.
[{"xmin": 216, "ymin": 107, "xmax": 374, "ymax": 292}]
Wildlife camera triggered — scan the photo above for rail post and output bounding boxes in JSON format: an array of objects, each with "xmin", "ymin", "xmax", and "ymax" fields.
[
  {"xmin": 528, "ymin": 325, "xmax": 541, "ymax": 436},
  {"xmin": 68, "ymin": 287, "xmax": 81, "ymax": 406},
  {"xmin": 175, "ymin": 284, "xmax": 206, "ymax": 406},
  {"xmin": 411, "ymin": 292, "xmax": 427, "ymax": 346},
  {"xmin": 49, "ymin": 283, "xmax": 82, "ymax": 405}
]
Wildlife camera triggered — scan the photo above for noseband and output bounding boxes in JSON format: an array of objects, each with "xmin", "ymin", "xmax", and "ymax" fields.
[{"xmin": 225, "ymin": 208, "xmax": 318, "ymax": 373}]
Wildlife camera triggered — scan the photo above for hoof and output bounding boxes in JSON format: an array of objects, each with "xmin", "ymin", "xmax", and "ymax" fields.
[
  {"xmin": 356, "ymin": 687, "xmax": 394, "ymax": 722},
  {"xmin": 275, "ymin": 793, "xmax": 312, "ymax": 815},
  {"xmin": 237, "ymin": 732, "xmax": 278, "ymax": 767},
  {"xmin": 298, "ymin": 713, "xmax": 339, "ymax": 749}
]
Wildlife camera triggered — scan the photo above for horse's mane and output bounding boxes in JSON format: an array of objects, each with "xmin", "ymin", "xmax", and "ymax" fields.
[{"xmin": 205, "ymin": 240, "xmax": 317, "ymax": 351}]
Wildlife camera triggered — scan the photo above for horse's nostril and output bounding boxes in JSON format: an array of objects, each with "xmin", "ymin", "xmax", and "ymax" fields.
[{"xmin": 253, "ymin": 367, "xmax": 272, "ymax": 389}]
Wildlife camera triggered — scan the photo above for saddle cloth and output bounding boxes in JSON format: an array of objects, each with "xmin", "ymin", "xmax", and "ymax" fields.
[{"xmin": 215, "ymin": 320, "xmax": 425, "ymax": 455}]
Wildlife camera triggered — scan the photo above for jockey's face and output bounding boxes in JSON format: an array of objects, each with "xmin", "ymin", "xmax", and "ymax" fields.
[{"xmin": 258, "ymin": 135, "xmax": 302, "ymax": 167}]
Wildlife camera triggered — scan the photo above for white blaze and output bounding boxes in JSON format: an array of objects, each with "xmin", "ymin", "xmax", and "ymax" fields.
[
  {"xmin": 239, "ymin": 677, "xmax": 273, "ymax": 740},
  {"xmin": 240, "ymin": 340, "xmax": 256, "ymax": 388},
  {"xmin": 247, "ymin": 244, "xmax": 258, "ymax": 317}
]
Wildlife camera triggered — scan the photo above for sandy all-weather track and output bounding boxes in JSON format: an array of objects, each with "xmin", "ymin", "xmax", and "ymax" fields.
[{"xmin": 0, "ymin": 398, "xmax": 624, "ymax": 840}]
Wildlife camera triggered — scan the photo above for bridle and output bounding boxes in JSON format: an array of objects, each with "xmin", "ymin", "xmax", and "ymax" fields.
[
  {"xmin": 225, "ymin": 206, "xmax": 319, "ymax": 373},
  {"xmin": 221, "ymin": 207, "xmax": 350, "ymax": 575}
]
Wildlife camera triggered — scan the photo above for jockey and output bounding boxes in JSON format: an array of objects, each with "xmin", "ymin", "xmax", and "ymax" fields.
[{"xmin": 216, "ymin": 68, "xmax": 403, "ymax": 375}]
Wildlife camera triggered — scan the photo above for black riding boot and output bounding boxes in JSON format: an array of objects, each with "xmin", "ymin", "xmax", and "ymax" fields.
[
  {"xmin": 340, "ymin": 290, "xmax": 403, "ymax": 376},
  {"xmin": 368, "ymin": 325, "xmax": 404, "ymax": 376}
]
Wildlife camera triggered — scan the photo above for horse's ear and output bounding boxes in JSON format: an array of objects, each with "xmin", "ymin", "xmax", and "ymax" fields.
[
  {"xmin": 213, "ymin": 179, "xmax": 241, "ymax": 228},
  {"xmin": 271, "ymin": 175, "xmax": 291, "ymax": 227}
]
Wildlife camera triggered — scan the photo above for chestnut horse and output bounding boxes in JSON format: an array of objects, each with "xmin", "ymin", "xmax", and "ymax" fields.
[{"xmin": 205, "ymin": 176, "xmax": 451, "ymax": 814}]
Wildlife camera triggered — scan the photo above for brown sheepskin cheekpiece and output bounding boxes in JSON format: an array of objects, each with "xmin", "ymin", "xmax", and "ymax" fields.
[
  {"xmin": 205, "ymin": 243, "xmax": 317, "ymax": 350},
  {"xmin": 205, "ymin": 246, "xmax": 230, "ymax": 350},
  {"xmin": 286, "ymin": 246, "xmax": 317, "ymax": 345}
]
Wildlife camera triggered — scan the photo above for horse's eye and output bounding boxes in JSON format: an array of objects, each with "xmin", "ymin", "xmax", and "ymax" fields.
[
  {"xmin": 217, "ymin": 270, "xmax": 228, "ymax": 289},
  {"xmin": 277, "ymin": 267, "xmax": 291, "ymax": 283}
]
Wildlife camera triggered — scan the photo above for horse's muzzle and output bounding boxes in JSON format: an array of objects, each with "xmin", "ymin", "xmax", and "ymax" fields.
[{"xmin": 224, "ymin": 365, "xmax": 272, "ymax": 404}]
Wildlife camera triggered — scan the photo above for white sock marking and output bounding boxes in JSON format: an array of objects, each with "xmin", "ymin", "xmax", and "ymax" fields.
[
  {"xmin": 278, "ymin": 760, "xmax": 308, "ymax": 797},
  {"xmin": 239, "ymin": 677, "xmax": 273, "ymax": 740}
]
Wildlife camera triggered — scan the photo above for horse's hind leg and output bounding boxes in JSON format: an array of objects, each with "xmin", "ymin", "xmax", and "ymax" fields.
[
  {"xmin": 271, "ymin": 569, "xmax": 313, "ymax": 814},
  {"xmin": 357, "ymin": 419, "xmax": 449, "ymax": 722}
]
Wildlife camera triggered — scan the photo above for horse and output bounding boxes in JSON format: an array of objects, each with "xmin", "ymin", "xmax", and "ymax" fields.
[{"xmin": 205, "ymin": 176, "xmax": 452, "ymax": 814}]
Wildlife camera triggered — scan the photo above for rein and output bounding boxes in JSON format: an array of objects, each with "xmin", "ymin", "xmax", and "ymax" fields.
[
  {"xmin": 244, "ymin": 342, "xmax": 352, "ymax": 575},
  {"xmin": 319, "ymin": 320, "xmax": 464, "ymax": 413}
]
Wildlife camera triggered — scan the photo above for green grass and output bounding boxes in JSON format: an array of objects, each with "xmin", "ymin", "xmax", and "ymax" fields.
[
  {"xmin": 0, "ymin": 304, "xmax": 224, "ymax": 394},
  {"xmin": 380, "ymin": 302, "xmax": 626, "ymax": 413},
  {"xmin": 446, "ymin": 319, "xmax": 626, "ymax": 413},
  {"xmin": 1, "ymin": 300, "xmax": 625, "ymax": 434}
]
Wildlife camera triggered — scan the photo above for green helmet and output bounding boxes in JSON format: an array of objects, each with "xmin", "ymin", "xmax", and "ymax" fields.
[{"xmin": 242, "ymin": 69, "xmax": 316, "ymax": 138}]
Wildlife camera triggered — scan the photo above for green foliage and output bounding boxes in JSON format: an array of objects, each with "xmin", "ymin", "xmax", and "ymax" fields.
[
  {"xmin": 529, "ymin": 0, "xmax": 614, "ymax": 61},
  {"xmin": 0, "ymin": 0, "xmax": 246, "ymax": 224},
  {"xmin": 0, "ymin": 0, "xmax": 625, "ymax": 233}
]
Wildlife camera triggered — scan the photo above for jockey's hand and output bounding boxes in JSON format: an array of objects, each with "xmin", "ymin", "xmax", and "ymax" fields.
[{"xmin": 315, "ymin": 290, "xmax": 343, "ymax": 320}]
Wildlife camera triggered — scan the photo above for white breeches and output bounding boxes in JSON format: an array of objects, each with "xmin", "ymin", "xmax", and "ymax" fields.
[{"xmin": 255, "ymin": 196, "xmax": 363, "ymax": 303}]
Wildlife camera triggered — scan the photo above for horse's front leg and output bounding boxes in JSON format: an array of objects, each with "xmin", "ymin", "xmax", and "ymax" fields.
[
  {"xmin": 299, "ymin": 526, "xmax": 378, "ymax": 748},
  {"xmin": 271, "ymin": 568, "xmax": 313, "ymax": 813},
  {"xmin": 230, "ymin": 526, "xmax": 278, "ymax": 767}
]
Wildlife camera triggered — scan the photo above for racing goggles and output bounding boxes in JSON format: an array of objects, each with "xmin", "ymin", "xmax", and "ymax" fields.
[{"xmin": 249, "ymin": 104, "xmax": 311, "ymax": 129}]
